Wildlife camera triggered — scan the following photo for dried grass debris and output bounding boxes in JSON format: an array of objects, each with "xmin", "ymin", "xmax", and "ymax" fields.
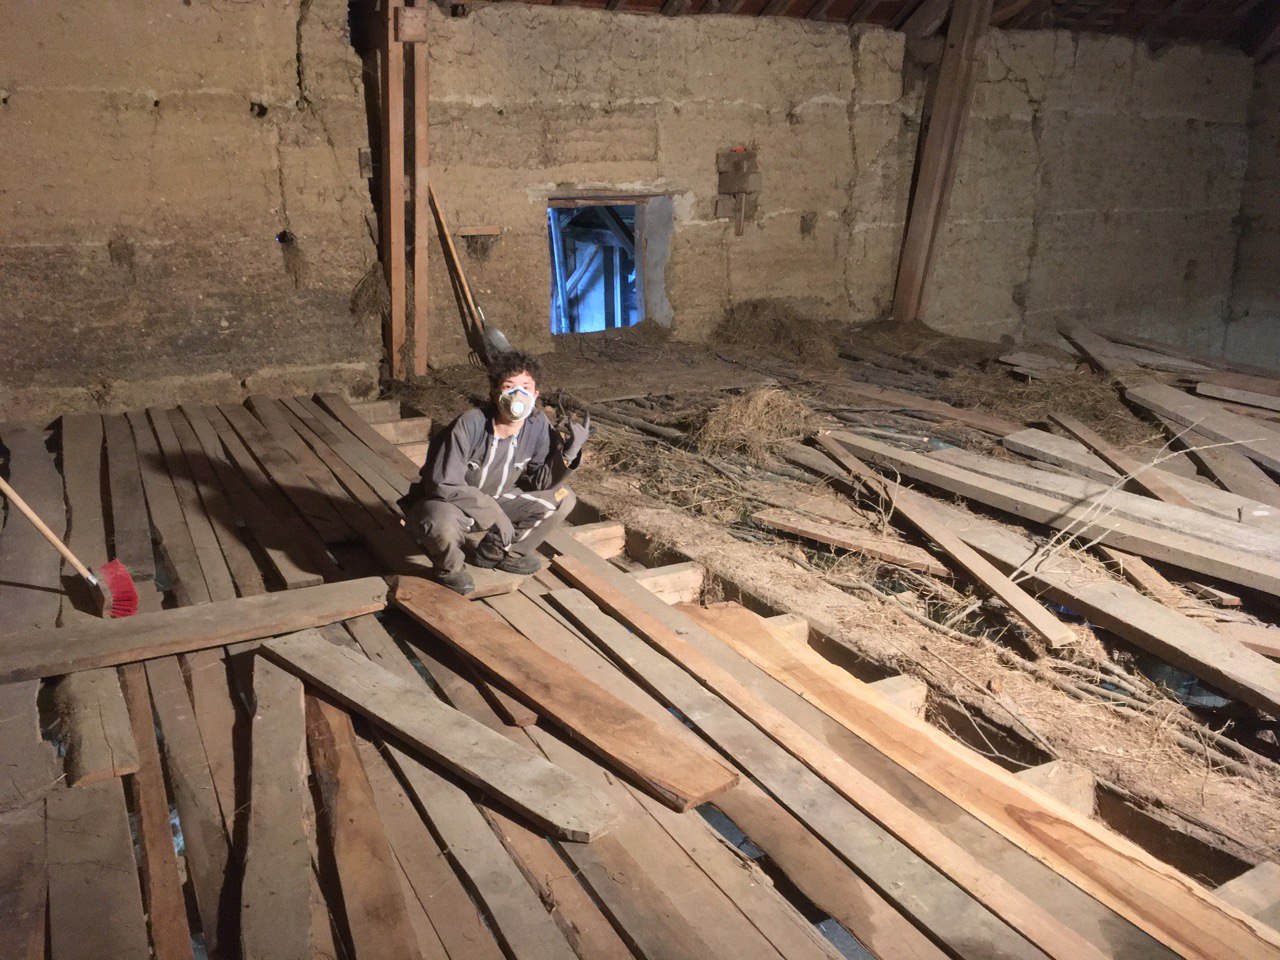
[
  {"xmin": 695, "ymin": 387, "xmax": 818, "ymax": 463},
  {"xmin": 714, "ymin": 299, "xmax": 841, "ymax": 365}
]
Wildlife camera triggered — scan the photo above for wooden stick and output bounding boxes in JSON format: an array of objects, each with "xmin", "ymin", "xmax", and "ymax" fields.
[
  {"xmin": 383, "ymin": 0, "xmax": 407, "ymax": 379},
  {"xmin": 0, "ymin": 474, "xmax": 96, "ymax": 585},
  {"xmin": 1048, "ymin": 413, "xmax": 1198, "ymax": 509},
  {"xmin": 411, "ymin": 2, "xmax": 429, "ymax": 377}
]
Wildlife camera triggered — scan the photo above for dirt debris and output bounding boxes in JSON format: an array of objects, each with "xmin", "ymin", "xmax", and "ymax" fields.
[{"xmin": 714, "ymin": 299, "xmax": 843, "ymax": 366}]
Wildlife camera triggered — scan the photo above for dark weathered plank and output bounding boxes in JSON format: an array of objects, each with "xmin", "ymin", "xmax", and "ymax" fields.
[
  {"xmin": 119, "ymin": 663, "xmax": 195, "ymax": 960},
  {"xmin": 0, "ymin": 802, "xmax": 48, "ymax": 960},
  {"xmin": 46, "ymin": 778, "xmax": 150, "ymax": 960},
  {"xmin": 305, "ymin": 696, "xmax": 423, "ymax": 960},
  {"xmin": 0, "ymin": 577, "xmax": 389, "ymax": 681},
  {"xmin": 264, "ymin": 630, "xmax": 618, "ymax": 841},
  {"xmin": 241, "ymin": 658, "xmax": 312, "ymax": 960},
  {"xmin": 282, "ymin": 396, "xmax": 409, "ymax": 508},
  {"xmin": 394, "ymin": 576, "xmax": 739, "ymax": 811},
  {"xmin": 178, "ymin": 404, "xmax": 325, "ymax": 589},
  {"xmin": 316, "ymin": 393, "xmax": 421, "ymax": 481}
]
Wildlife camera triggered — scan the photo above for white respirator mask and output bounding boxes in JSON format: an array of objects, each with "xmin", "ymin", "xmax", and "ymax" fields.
[{"xmin": 498, "ymin": 386, "xmax": 533, "ymax": 422}]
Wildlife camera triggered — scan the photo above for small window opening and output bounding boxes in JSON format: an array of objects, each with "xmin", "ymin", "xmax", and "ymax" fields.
[{"xmin": 547, "ymin": 204, "xmax": 642, "ymax": 335}]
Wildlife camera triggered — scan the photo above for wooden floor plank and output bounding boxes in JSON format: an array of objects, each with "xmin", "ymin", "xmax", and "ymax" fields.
[
  {"xmin": 101, "ymin": 415, "xmax": 158, "ymax": 580},
  {"xmin": 1155, "ymin": 417, "xmax": 1280, "ymax": 509},
  {"xmin": 282, "ymin": 397, "xmax": 409, "ymax": 508},
  {"xmin": 264, "ymin": 629, "xmax": 618, "ymax": 841},
  {"xmin": 119, "ymin": 662, "xmax": 196, "ymax": 960},
  {"xmin": 0, "ymin": 428, "xmax": 66, "ymax": 809},
  {"xmin": 316, "ymin": 393, "xmax": 421, "ymax": 481},
  {"xmin": 220, "ymin": 403, "xmax": 352, "ymax": 545},
  {"xmin": 46, "ymin": 778, "xmax": 150, "ymax": 960},
  {"xmin": 242, "ymin": 658, "xmax": 312, "ymax": 960},
  {"xmin": 359, "ymin": 734, "xmax": 506, "ymax": 960},
  {"xmin": 56, "ymin": 413, "xmax": 140, "ymax": 785},
  {"xmin": 802, "ymin": 501, "xmax": 1280, "ymax": 960},
  {"xmin": 178, "ymin": 404, "xmax": 325, "ymax": 589},
  {"xmin": 0, "ymin": 577, "xmax": 388, "ymax": 682},
  {"xmin": 145, "ymin": 654, "xmax": 234, "ymax": 955},
  {"xmin": 753, "ymin": 506, "xmax": 951, "ymax": 577},
  {"xmin": 305, "ymin": 696, "xmax": 423, "ymax": 960},
  {"xmin": 823, "ymin": 432, "xmax": 1280, "ymax": 599},
  {"xmin": 394, "ymin": 576, "xmax": 738, "ymax": 811},
  {"xmin": 0, "ymin": 802, "xmax": 48, "ymax": 960},
  {"xmin": 1126, "ymin": 378, "xmax": 1280, "ymax": 473},
  {"xmin": 538, "ymin": 588, "xmax": 1044, "ymax": 960}
]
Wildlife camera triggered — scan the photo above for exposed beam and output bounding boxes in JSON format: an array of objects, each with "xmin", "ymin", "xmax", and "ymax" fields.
[
  {"xmin": 660, "ymin": 0, "xmax": 690, "ymax": 14},
  {"xmin": 890, "ymin": 0, "xmax": 993, "ymax": 325},
  {"xmin": 598, "ymin": 207, "xmax": 636, "ymax": 258},
  {"xmin": 410, "ymin": 0, "xmax": 429, "ymax": 377},
  {"xmin": 901, "ymin": 0, "xmax": 951, "ymax": 38},
  {"xmin": 759, "ymin": 0, "xmax": 794, "ymax": 14},
  {"xmin": 382, "ymin": 0, "xmax": 407, "ymax": 379}
]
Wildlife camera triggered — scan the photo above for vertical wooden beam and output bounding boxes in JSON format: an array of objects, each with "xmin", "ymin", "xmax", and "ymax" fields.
[
  {"xmin": 411, "ymin": 3, "xmax": 429, "ymax": 378},
  {"xmin": 383, "ymin": 0, "xmax": 408, "ymax": 380},
  {"xmin": 890, "ymin": 0, "xmax": 993, "ymax": 324}
]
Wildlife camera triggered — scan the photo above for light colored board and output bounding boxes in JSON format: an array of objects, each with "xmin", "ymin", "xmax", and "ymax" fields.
[
  {"xmin": 764, "ymin": 612, "xmax": 809, "ymax": 643},
  {"xmin": 869, "ymin": 674, "xmax": 929, "ymax": 717},
  {"xmin": 925, "ymin": 500, "xmax": 1280, "ymax": 714},
  {"xmin": 1047, "ymin": 413, "xmax": 1198, "ymax": 508},
  {"xmin": 0, "ymin": 803, "xmax": 47, "ymax": 960},
  {"xmin": 264, "ymin": 630, "xmax": 619, "ymax": 840},
  {"xmin": 394, "ymin": 575, "xmax": 739, "ymax": 811},
  {"xmin": 1210, "ymin": 622, "xmax": 1280, "ymax": 659},
  {"xmin": 813, "ymin": 435, "xmax": 1075, "ymax": 648},
  {"xmin": 631, "ymin": 560, "xmax": 704, "ymax": 604},
  {"xmin": 568, "ymin": 520, "xmax": 627, "ymax": 559},
  {"xmin": 543, "ymin": 583, "xmax": 1050, "ymax": 960},
  {"xmin": 676, "ymin": 590, "xmax": 1280, "ymax": 960},
  {"xmin": 289, "ymin": 396, "xmax": 411, "ymax": 502},
  {"xmin": 46, "ymin": 778, "xmax": 150, "ymax": 960},
  {"xmin": 119, "ymin": 663, "xmax": 195, "ymax": 960},
  {"xmin": 306, "ymin": 697, "xmax": 422, "ymax": 960},
  {"xmin": 825, "ymin": 432, "xmax": 1280, "ymax": 598},
  {"xmin": 0, "ymin": 577, "xmax": 388, "ymax": 681},
  {"xmin": 1125, "ymin": 378, "xmax": 1280, "ymax": 474},
  {"xmin": 241, "ymin": 658, "xmax": 311, "ymax": 960},
  {"xmin": 753, "ymin": 506, "xmax": 951, "ymax": 577},
  {"xmin": 373, "ymin": 416, "xmax": 433, "ymax": 444},
  {"xmin": 1197, "ymin": 380, "xmax": 1280, "ymax": 414},
  {"xmin": 177, "ymin": 404, "xmax": 325, "ymax": 589},
  {"xmin": 397, "ymin": 440, "xmax": 428, "ymax": 466},
  {"xmin": 1014, "ymin": 761, "xmax": 1095, "ymax": 817},
  {"xmin": 936, "ymin": 444, "xmax": 1280, "ymax": 540},
  {"xmin": 352, "ymin": 398, "xmax": 403, "ymax": 423},
  {"xmin": 1154, "ymin": 416, "xmax": 1280, "ymax": 510}
]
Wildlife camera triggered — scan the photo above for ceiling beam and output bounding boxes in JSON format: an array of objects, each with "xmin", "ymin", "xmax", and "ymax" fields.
[{"xmin": 900, "ymin": 0, "xmax": 952, "ymax": 38}]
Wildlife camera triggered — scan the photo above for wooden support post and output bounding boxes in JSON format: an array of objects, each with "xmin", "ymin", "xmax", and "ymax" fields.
[
  {"xmin": 383, "ymin": 0, "xmax": 407, "ymax": 379},
  {"xmin": 890, "ymin": 0, "xmax": 992, "ymax": 324},
  {"xmin": 411, "ymin": 0, "xmax": 429, "ymax": 377}
]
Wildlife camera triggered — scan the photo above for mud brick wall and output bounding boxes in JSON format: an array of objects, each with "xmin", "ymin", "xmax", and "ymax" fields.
[{"xmin": 0, "ymin": 0, "xmax": 380, "ymax": 423}]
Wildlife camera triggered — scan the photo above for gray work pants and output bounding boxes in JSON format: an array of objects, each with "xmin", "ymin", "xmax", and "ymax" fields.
[{"xmin": 406, "ymin": 487, "xmax": 576, "ymax": 573}]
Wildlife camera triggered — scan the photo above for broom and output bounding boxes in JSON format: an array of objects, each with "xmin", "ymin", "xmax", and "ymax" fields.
[{"xmin": 0, "ymin": 474, "xmax": 139, "ymax": 618}]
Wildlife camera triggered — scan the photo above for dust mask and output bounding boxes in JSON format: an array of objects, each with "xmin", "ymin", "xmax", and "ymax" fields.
[{"xmin": 498, "ymin": 387, "xmax": 533, "ymax": 422}]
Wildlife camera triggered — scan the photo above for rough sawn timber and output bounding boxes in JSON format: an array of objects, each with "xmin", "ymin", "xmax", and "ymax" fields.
[
  {"xmin": 684, "ymin": 592, "xmax": 1280, "ymax": 960},
  {"xmin": 263, "ymin": 630, "xmax": 618, "ymax": 841},
  {"xmin": 393, "ymin": 575, "xmax": 739, "ymax": 811},
  {"xmin": 0, "ymin": 577, "xmax": 389, "ymax": 682}
]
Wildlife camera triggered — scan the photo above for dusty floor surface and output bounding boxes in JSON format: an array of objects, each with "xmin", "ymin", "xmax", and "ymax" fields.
[{"xmin": 392, "ymin": 323, "xmax": 1280, "ymax": 870}]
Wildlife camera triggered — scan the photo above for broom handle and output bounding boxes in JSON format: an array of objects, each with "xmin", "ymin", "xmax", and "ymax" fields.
[{"xmin": 0, "ymin": 474, "xmax": 97, "ymax": 584}]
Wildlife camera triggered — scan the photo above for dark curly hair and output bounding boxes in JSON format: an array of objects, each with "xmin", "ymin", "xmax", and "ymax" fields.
[{"xmin": 487, "ymin": 351, "xmax": 543, "ymax": 391}]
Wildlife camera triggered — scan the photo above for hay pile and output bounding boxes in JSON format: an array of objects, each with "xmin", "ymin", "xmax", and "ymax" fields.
[
  {"xmin": 714, "ymin": 300, "xmax": 841, "ymax": 366},
  {"xmin": 694, "ymin": 387, "xmax": 817, "ymax": 462}
]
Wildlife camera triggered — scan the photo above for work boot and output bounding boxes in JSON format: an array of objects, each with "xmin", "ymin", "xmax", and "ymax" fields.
[
  {"xmin": 434, "ymin": 567, "xmax": 475, "ymax": 596},
  {"xmin": 498, "ymin": 553, "xmax": 544, "ymax": 576},
  {"xmin": 472, "ymin": 531, "xmax": 505, "ymax": 569}
]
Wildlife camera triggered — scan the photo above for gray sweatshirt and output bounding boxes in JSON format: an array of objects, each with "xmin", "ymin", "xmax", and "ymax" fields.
[{"xmin": 399, "ymin": 405, "xmax": 569, "ymax": 531}]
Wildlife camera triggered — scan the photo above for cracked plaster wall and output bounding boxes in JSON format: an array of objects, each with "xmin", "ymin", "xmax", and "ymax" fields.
[
  {"xmin": 1227, "ymin": 56, "xmax": 1280, "ymax": 370},
  {"xmin": 925, "ymin": 31, "xmax": 1254, "ymax": 353},
  {"xmin": 0, "ymin": 0, "xmax": 380, "ymax": 423}
]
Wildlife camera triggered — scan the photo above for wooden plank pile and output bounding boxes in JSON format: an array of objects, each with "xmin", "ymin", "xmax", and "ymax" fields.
[{"xmin": 2, "ymin": 372, "xmax": 1280, "ymax": 959}]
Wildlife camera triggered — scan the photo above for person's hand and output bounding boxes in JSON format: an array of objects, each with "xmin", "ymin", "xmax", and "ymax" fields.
[
  {"xmin": 490, "ymin": 513, "xmax": 515, "ymax": 547},
  {"xmin": 563, "ymin": 412, "xmax": 591, "ymax": 465}
]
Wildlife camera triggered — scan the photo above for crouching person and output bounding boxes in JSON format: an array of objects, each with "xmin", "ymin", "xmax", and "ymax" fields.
[{"xmin": 398, "ymin": 351, "xmax": 590, "ymax": 596}]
